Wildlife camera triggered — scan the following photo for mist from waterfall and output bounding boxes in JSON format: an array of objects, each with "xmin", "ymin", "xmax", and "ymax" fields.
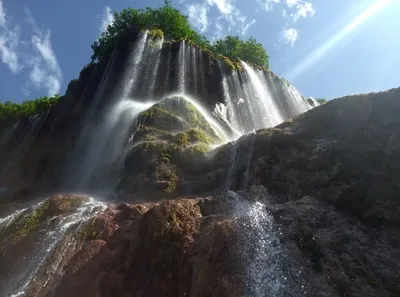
[
  {"xmin": 234, "ymin": 199, "xmax": 298, "ymax": 297},
  {"xmin": 64, "ymin": 31, "xmax": 154, "ymax": 192},
  {"xmin": 217, "ymin": 63, "xmax": 314, "ymax": 138}
]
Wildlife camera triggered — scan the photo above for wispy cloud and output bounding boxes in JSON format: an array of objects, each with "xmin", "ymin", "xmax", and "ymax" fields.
[
  {"xmin": 206, "ymin": 0, "xmax": 234, "ymax": 15},
  {"xmin": 290, "ymin": 1, "xmax": 315, "ymax": 22},
  {"xmin": 100, "ymin": 6, "xmax": 114, "ymax": 34},
  {"xmin": 0, "ymin": 2, "xmax": 62, "ymax": 96},
  {"xmin": 211, "ymin": 21, "xmax": 225, "ymax": 41},
  {"xmin": 256, "ymin": 0, "xmax": 281, "ymax": 12},
  {"xmin": 0, "ymin": 1, "xmax": 5, "ymax": 27},
  {"xmin": 255, "ymin": 0, "xmax": 315, "ymax": 47},
  {"xmin": 187, "ymin": 3, "xmax": 209, "ymax": 33},
  {"xmin": 25, "ymin": 9, "xmax": 62, "ymax": 96},
  {"xmin": 186, "ymin": 0, "xmax": 255, "ymax": 38},
  {"xmin": 240, "ymin": 19, "xmax": 256, "ymax": 35},
  {"xmin": 280, "ymin": 27, "xmax": 298, "ymax": 47},
  {"xmin": 0, "ymin": 0, "xmax": 22, "ymax": 73}
]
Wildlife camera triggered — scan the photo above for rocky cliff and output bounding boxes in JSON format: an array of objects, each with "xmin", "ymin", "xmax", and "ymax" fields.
[{"xmin": 0, "ymin": 27, "xmax": 399, "ymax": 297}]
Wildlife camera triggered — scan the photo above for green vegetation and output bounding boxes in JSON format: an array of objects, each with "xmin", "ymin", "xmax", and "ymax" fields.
[
  {"xmin": 155, "ymin": 161, "xmax": 178, "ymax": 194},
  {"xmin": 79, "ymin": 217, "xmax": 105, "ymax": 240},
  {"xmin": 0, "ymin": 94, "xmax": 61, "ymax": 124},
  {"xmin": 15, "ymin": 201, "xmax": 50, "ymax": 238},
  {"xmin": 316, "ymin": 98, "xmax": 327, "ymax": 104},
  {"xmin": 212, "ymin": 36, "xmax": 269, "ymax": 68},
  {"xmin": 90, "ymin": 0, "xmax": 269, "ymax": 68},
  {"xmin": 13, "ymin": 196, "xmax": 88, "ymax": 240},
  {"xmin": 149, "ymin": 28, "xmax": 164, "ymax": 38}
]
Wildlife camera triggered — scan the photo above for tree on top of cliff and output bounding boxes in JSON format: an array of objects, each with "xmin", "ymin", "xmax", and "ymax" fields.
[
  {"xmin": 211, "ymin": 36, "xmax": 269, "ymax": 68},
  {"xmin": 315, "ymin": 98, "xmax": 327, "ymax": 104},
  {"xmin": 0, "ymin": 94, "xmax": 60, "ymax": 124},
  {"xmin": 90, "ymin": 1, "xmax": 269, "ymax": 68}
]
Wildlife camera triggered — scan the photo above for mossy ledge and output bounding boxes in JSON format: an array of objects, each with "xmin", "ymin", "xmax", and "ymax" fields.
[
  {"xmin": 14, "ymin": 195, "xmax": 89, "ymax": 240},
  {"xmin": 79, "ymin": 217, "xmax": 106, "ymax": 240}
]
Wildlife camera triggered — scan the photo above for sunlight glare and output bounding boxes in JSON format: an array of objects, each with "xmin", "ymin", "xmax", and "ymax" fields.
[{"xmin": 285, "ymin": 0, "xmax": 393, "ymax": 81}]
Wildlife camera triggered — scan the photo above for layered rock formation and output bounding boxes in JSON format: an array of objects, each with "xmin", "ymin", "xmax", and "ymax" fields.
[{"xmin": 0, "ymin": 26, "xmax": 399, "ymax": 297}]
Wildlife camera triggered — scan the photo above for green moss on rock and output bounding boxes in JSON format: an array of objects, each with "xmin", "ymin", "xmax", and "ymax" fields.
[
  {"xmin": 14, "ymin": 195, "xmax": 88, "ymax": 239},
  {"xmin": 79, "ymin": 217, "xmax": 106, "ymax": 240},
  {"xmin": 219, "ymin": 56, "xmax": 243, "ymax": 71},
  {"xmin": 149, "ymin": 28, "xmax": 163, "ymax": 39}
]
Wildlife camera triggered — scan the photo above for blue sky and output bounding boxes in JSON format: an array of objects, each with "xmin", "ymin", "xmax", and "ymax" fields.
[{"xmin": 0, "ymin": 0, "xmax": 399, "ymax": 103}]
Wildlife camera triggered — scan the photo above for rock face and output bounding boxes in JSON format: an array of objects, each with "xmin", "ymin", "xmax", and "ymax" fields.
[{"xmin": 1, "ymin": 88, "xmax": 399, "ymax": 297}]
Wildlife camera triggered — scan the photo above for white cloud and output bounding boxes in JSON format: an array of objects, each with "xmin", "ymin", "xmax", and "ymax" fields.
[
  {"xmin": 280, "ymin": 27, "xmax": 298, "ymax": 47},
  {"xmin": 257, "ymin": 0, "xmax": 315, "ymax": 22},
  {"xmin": 285, "ymin": 0, "xmax": 299, "ymax": 8},
  {"xmin": 26, "ymin": 9, "xmax": 62, "ymax": 96},
  {"xmin": 256, "ymin": 0, "xmax": 281, "ymax": 12},
  {"xmin": 206, "ymin": 0, "xmax": 234, "ymax": 15},
  {"xmin": 0, "ymin": 0, "xmax": 5, "ymax": 27},
  {"xmin": 216, "ymin": 4, "xmax": 255, "ymax": 36},
  {"xmin": 240, "ymin": 19, "xmax": 256, "ymax": 35},
  {"xmin": 0, "ymin": 1, "xmax": 21, "ymax": 73},
  {"xmin": 211, "ymin": 21, "xmax": 225, "ymax": 41},
  {"xmin": 282, "ymin": 9, "xmax": 288, "ymax": 18},
  {"xmin": 185, "ymin": 0, "xmax": 255, "ymax": 37},
  {"xmin": 0, "ymin": 25, "xmax": 21, "ymax": 73},
  {"xmin": 292, "ymin": 1, "xmax": 315, "ymax": 22},
  {"xmin": 187, "ymin": 3, "xmax": 209, "ymax": 33},
  {"xmin": 100, "ymin": 6, "xmax": 114, "ymax": 34},
  {"xmin": 0, "ymin": 4, "xmax": 62, "ymax": 95}
]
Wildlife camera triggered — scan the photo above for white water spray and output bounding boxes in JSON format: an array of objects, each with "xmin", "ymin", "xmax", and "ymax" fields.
[
  {"xmin": 148, "ymin": 37, "xmax": 164, "ymax": 96},
  {"xmin": 121, "ymin": 31, "xmax": 149, "ymax": 96},
  {"xmin": 241, "ymin": 62, "xmax": 284, "ymax": 127},
  {"xmin": 178, "ymin": 41, "xmax": 186, "ymax": 93}
]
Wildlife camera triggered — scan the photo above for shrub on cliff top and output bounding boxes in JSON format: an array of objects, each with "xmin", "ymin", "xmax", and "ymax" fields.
[
  {"xmin": 0, "ymin": 94, "xmax": 61, "ymax": 124},
  {"xmin": 316, "ymin": 98, "xmax": 327, "ymax": 104},
  {"xmin": 90, "ymin": 0, "xmax": 269, "ymax": 68}
]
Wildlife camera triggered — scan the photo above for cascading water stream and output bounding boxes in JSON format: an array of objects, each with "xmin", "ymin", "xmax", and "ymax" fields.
[
  {"xmin": 0, "ymin": 113, "xmax": 47, "ymax": 183},
  {"xmin": 120, "ymin": 31, "xmax": 149, "ymax": 97},
  {"xmin": 235, "ymin": 200, "xmax": 297, "ymax": 297},
  {"xmin": 178, "ymin": 41, "xmax": 186, "ymax": 93},
  {"xmin": 241, "ymin": 61, "xmax": 284, "ymax": 127},
  {"xmin": 64, "ymin": 31, "xmax": 151, "ymax": 192},
  {"xmin": 148, "ymin": 37, "xmax": 164, "ymax": 97},
  {"xmin": 0, "ymin": 198, "xmax": 106, "ymax": 297}
]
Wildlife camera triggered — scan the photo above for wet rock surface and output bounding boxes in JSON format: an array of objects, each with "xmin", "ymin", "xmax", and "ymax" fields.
[{"xmin": 1, "ymin": 83, "xmax": 400, "ymax": 297}]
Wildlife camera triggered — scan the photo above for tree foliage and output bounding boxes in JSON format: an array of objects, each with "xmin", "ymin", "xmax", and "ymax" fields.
[
  {"xmin": 315, "ymin": 98, "xmax": 327, "ymax": 104},
  {"xmin": 211, "ymin": 36, "xmax": 269, "ymax": 67},
  {"xmin": 90, "ymin": 0, "xmax": 269, "ymax": 68},
  {"xmin": 0, "ymin": 94, "xmax": 61, "ymax": 123}
]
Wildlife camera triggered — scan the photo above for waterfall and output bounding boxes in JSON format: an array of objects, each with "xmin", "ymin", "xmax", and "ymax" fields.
[
  {"xmin": 148, "ymin": 37, "xmax": 164, "ymax": 97},
  {"xmin": 0, "ymin": 198, "xmax": 106, "ymax": 297},
  {"xmin": 178, "ymin": 41, "xmax": 186, "ymax": 93},
  {"xmin": 190, "ymin": 45, "xmax": 198, "ymax": 95},
  {"xmin": 120, "ymin": 31, "xmax": 149, "ymax": 97},
  {"xmin": 218, "ymin": 62, "xmax": 242, "ymax": 137},
  {"xmin": 64, "ymin": 31, "xmax": 153, "ymax": 192},
  {"xmin": 242, "ymin": 62, "xmax": 284, "ymax": 127},
  {"xmin": 0, "ymin": 112, "xmax": 49, "ymax": 183},
  {"xmin": 65, "ymin": 99, "xmax": 152, "ymax": 192},
  {"xmin": 236, "ymin": 201, "xmax": 296, "ymax": 297}
]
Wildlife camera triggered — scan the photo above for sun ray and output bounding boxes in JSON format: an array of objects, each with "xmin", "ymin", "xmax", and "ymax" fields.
[{"xmin": 285, "ymin": 0, "xmax": 393, "ymax": 81}]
